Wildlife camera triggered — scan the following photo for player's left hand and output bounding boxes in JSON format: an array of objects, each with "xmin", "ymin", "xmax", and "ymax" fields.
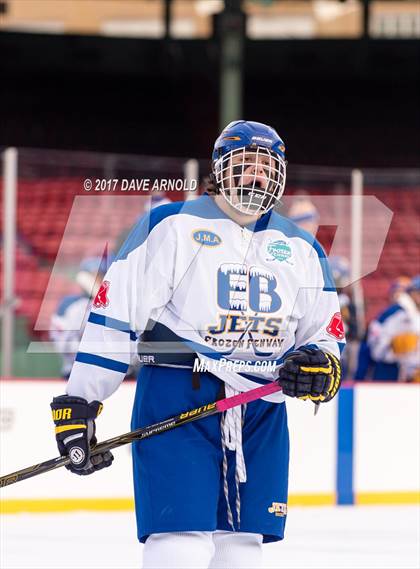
[{"xmin": 277, "ymin": 347, "xmax": 341, "ymax": 403}]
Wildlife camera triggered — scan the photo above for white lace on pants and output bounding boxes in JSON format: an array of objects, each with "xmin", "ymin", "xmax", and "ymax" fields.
[{"xmin": 220, "ymin": 384, "xmax": 247, "ymax": 529}]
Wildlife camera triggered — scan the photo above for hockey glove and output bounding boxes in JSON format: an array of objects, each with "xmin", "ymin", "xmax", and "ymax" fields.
[
  {"xmin": 277, "ymin": 347, "xmax": 341, "ymax": 403},
  {"xmin": 391, "ymin": 332, "xmax": 418, "ymax": 355},
  {"xmin": 51, "ymin": 395, "xmax": 113, "ymax": 475}
]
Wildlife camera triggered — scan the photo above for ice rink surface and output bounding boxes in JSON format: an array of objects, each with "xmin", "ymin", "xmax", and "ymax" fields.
[{"xmin": 1, "ymin": 506, "xmax": 419, "ymax": 569}]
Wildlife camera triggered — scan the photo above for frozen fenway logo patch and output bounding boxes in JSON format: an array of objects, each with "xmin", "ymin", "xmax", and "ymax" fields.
[
  {"xmin": 326, "ymin": 312, "xmax": 345, "ymax": 340},
  {"xmin": 93, "ymin": 280, "xmax": 110, "ymax": 309},
  {"xmin": 266, "ymin": 239, "xmax": 292, "ymax": 263}
]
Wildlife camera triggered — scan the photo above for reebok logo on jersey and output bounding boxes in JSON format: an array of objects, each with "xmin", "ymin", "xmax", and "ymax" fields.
[
  {"xmin": 192, "ymin": 229, "xmax": 222, "ymax": 247},
  {"xmin": 268, "ymin": 502, "xmax": 287, "ymax": 517},
  {"xmin": 326, "ymin": 312, "xmax": 345, "ymax": 340},
  {"xmin": 93, "ymin": 281, "xmax": 110, "ymax": 309}
]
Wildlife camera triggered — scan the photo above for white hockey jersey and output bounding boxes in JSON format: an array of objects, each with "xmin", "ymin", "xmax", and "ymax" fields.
[
  {"xmin": 66, "ymin": 195, "xmax": 345, "ymax": 404},
  {"xmin": 368, "ymin": 293, "xmax": 419, "ymax": 379},
  {"xmin": 50, "ymin": 294, "xmax": 90, "ymax": 377}
]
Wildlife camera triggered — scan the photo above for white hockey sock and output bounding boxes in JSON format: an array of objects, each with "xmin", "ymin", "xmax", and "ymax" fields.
[
  {"xmin": 209, "ymin": 531, "xmax": 263, "ymax": 569},
  {"xmin": 142, "ymin": 531, "xmax": 215, "ymax": 569}
]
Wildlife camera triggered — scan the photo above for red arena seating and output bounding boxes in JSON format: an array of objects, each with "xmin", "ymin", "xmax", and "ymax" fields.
[{"xmin": 1, "ymin": 180, "xmax": 419, "ymax": 336}]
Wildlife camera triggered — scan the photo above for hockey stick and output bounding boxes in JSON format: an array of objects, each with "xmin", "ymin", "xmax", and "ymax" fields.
[{"xmin": 0, "ymin": 380, "xmax": 282, "ymax": 488}]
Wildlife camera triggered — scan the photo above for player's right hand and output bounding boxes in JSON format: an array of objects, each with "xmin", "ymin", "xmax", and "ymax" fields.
[{"xmin": 50, "ymin": 395, "xmax": 113, "ymax": 475}]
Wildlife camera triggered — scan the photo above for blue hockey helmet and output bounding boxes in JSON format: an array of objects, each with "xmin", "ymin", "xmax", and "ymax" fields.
[
  {"xmin": 389, "ymin": 275, "xmax": 411, "ymax": 298},
  {"xmin": 77, "ymin": 255, "xmax": 114, "ymax": 295},
  {"xmin": 407, "ymin": 275, "xmax": 420, "ymax": 292},
  {"xmin": 79, "ymin": 255, "xmax": 113, "ymax": 275},
  {"xmin": 212, "ymin": 120, "xmax": 286, "ymax": 162},
  {"xmin": 329, "ymin": 256, "xmax": 350, "ymax": 288},
  {"xmin": 212, "ymin": 120, "xmax": 287, "ymax": 215}
]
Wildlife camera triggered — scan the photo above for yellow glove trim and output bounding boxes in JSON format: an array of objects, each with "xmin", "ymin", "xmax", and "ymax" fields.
[
  {"xmin": 55, "ymin": 424, "xmax": 87, "ymax": 434},
  {"xmin": 325, "ymin": 353, "xmax": 341, "ymax": 399},
  {"xmin": 299, "ymin": 353, "xmax": 341, "ymax": 403},
  {"xmin": 298, "ymin": 393, "xmax": 326, "ymax": 402},
  {"xmin": 300, "ymin": 365, "xmax": 332, "ymax": 374}
]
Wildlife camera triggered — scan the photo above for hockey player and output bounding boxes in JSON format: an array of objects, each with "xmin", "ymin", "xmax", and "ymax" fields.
[
  {"xmin": 50, "ymin": 121, "xmax": 344, "ymax": 569},
  {"xmin": 50, "ymin": 257, "xmax": 110, "ymax": 378},
  {"xmin": 367, "ymin": 275, "xmax": 419, "ymax": 381},
  {"xmin": 287, "ymin": 192, "xmax": 319, "ymax": 235},
  {"xmin": 354, "ymin": 275, "xmax": 411, "ymax": 380}
]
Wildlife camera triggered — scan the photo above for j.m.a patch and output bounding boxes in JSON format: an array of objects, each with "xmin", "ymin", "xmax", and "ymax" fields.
[{"xmin": 192, "ymin": 229, "xmax": 222, "ymax": 247}]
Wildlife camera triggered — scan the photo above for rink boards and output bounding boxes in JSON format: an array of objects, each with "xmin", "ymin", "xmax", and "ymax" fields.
[{"xmin": 0, "ymin": 379, "xmax": 419, "ymax": 513}]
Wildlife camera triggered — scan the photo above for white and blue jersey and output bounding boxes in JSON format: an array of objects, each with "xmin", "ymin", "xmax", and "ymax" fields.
[
  {"xmin": 367, "ymin": 293, "xmax": 419, "ymax": 380},
  {"xmin": 65, "ymin": 194, "xmax": 344, "ymax": 543},
  {"xmin": 50, "ymin": 293, "xmax": 90, "ymax": 378},
  {"xmin": 66, "ymin": 194, "xmax": 344, "ymax": 403}
]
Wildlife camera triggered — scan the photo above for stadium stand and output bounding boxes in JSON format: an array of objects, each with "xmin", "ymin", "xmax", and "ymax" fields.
[{"xmin": 1, "ymin": 177, "xmax": 418, "ymax": 340}]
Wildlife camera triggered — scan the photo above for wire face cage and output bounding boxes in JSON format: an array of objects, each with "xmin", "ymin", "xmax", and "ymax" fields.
[{"xmin": 213, "ymin": 146, "xmax": 287, "ymax": 215}]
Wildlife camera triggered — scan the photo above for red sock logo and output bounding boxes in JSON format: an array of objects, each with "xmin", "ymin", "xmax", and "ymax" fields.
[
  {"xmin": 93, "ymin": 281, "xmax": 110, "ymax": 309},
  {"xmin": 326, "ymin": 312, "xmax": 345, "ymax": 340}
]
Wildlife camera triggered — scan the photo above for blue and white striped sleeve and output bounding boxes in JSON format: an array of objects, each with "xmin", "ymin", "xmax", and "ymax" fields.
[
  {"xmin": 66, "ymin": 208, "xmax": 177, "ymax": 402},
  {"xmin": 294, "ymin": 243, "xmax": 346, "ymax": 359}
]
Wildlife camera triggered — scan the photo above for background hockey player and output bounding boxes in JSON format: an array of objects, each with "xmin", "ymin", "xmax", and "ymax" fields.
[
  {"xmin": 354, "ymin": 275, "xmax": 411, "ymax": 380},
  {"xmin": 367, "ymin": 274, "xmax": 420, "ymax": 381},
  {"xmin": 287, "ymin": 192, "xmax": 320, "ymax": 235},
  {"xmin": 50, "ymin": 256, "xmax": 110, "ymax": 378},
  {"xmin": 50, "ymin": 121, "xmax": 344, "ymax": 569},
  {"xmin": 328, "ymin": 255, "xmax": 358, "ymax": 377}
]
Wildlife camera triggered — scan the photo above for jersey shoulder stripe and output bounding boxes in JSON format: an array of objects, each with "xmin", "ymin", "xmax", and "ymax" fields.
[
  {"xmin": 376, "ymin": 303, "xmax": 404, "ymax": 323},
  {"xmin": 116, "ymin": 195, "xmax": 228, "ymax": 260},
  {"xmin": 262, "ymin": 211, "xmax": 335, "ymax": 292},
  {"xmin": 116, "ymin": 201, "xmax": 184, "ymax": 260}
]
